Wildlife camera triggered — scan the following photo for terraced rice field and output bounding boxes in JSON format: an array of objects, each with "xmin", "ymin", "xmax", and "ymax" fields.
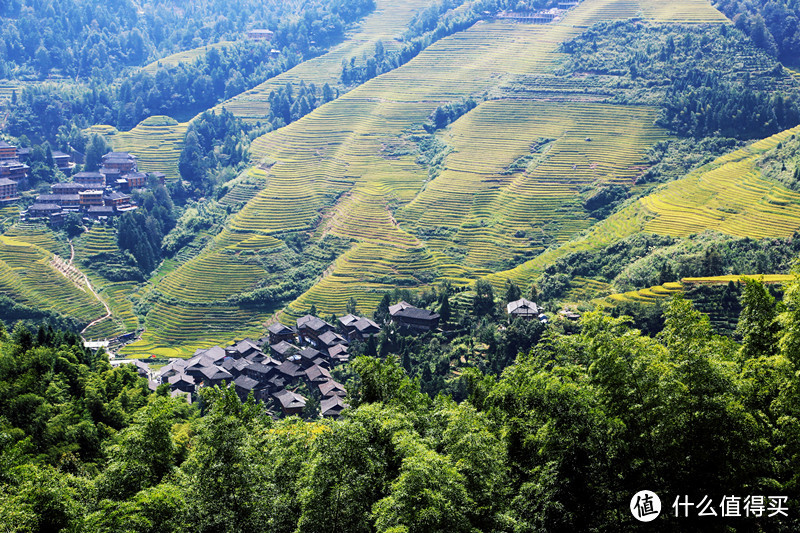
[
  {"xmin": 90, "ymin": 116, "xmax": 188, "ymax": 180},
  {"xmin": 70, "ymin": 225, "xmax": 142, "ymax": 340},
  {"xmin": 2, "ymin": 224, "xmax": 68, "ymax": 256},
  {"xmin": 142, "ymin": 41, "xmax": 235, "ymax": 74},
  {"xmin": 73, "ymin": 224, "xmax": 118, "ymax": 257},
  {"xmin": 566, "ymin": 277, "xmax": 614, "ymax": 300},
  {"xmin": 122, "ymin": 0, "xmax": 729, "ymax": 354},
  {"xmin": 398, "ymin": 100, "xmax": 668, "ymax": 269},
  {"xmin": 682, "ymin": 274, "xmax": 795, "ymax": 285},
  {"xmin": 605, "ymin": 281, "xmax": 683, "ymax": 304},
  {"xmin": 215, "ymin": 0, "xmax": 434, "ymax": 121},
  {"xmin": 604, "ymin": 275, "xmax": 793, "ymax": 307},
  {"xmin": 0, "ymin": 80, "xmax": 19, "ymax": 102},
  {"xmin": 490, "ymin": 125, "xmax": 800, "ymax": 290},
  {"xmin": 641, "ymin": 125, "xmax": 800, "ymax": 238},
  {"xmin": 0, "ymin": 236, "xmax": 106, "ymax": 324}
]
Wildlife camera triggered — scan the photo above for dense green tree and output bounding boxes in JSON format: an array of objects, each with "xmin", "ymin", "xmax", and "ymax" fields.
[
  {"xmin": 737, "ymin": 277, "xmax": 780, "ymax": 360},
  {"xmin": 472, "ymin": 279, "xmax": 496, "ymax": 317},
  {"xmin": 84, "ymin": 134, "xmax": 110, "ymax": 172}
]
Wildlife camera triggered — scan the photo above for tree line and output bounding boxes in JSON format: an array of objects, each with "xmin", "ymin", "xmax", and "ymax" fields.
[
  {"xmin": 2, "ymin": 0, "xmax": 375, "ymax": 142},
  {"xmin": 117, "ymin": 185, "xmax": 177, "ymax": 275},
  {"xmin": 714, "ymin": 0, "xmax": 800, "ymax": 65},
  {"xmin": 561, "ymin": 21, "xmax": 800, "ymax": 140},
  {"xmin": 0, "ymin": 0, "xmax": 375, "ymax": 81}
]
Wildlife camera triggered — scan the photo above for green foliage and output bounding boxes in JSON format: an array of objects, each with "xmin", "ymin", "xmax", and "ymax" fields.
[
  {"xmin": 472, "ymin": 278, "xmax": 496, "ymax": 317},
  {"xmin": 5, "ymin": 287, "xmax": 800, "ymax": 531},
  {"xmin": 539, "ymin": 231, "xmax": 800, "ymax": 299},
  {"xmin": 2, "ymin": 0, "xmax": 375, "ymax": 140},
  {"xmin": 117, "ymin": 185, "xmax": 177, "ymax": 276},
  {"xmin": 561, "ymin": 21, "xmax": 800, "ymax": 139},
  {"xmin": 714, "ymin": 0, "xmax": 800, "ymax": 63},
  {"xmin": 737, "ymin": 277, "xmax": 780, "ymax": 359},
  {"xmin": 179, "ymin": 109, "xmax": 251, "ymax": 194}
]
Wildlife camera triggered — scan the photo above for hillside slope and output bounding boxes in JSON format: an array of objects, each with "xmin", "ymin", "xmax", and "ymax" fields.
[
  {"xmin": 488, "ymin": 124, "xmax": 800, "ymax": 288},
  {"xmin": 121, "ymin": 0, "xmax": 729, "ymax": 356}
]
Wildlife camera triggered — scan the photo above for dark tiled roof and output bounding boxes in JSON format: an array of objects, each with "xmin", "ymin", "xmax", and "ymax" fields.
[
  {"xmin": 319, "ymin": 380, "xmax": 347, "ymax": 397},
  {"xmin": 328, "ymin": 344, "xmax": 349, "ymax": 358},
  {"xmin": 338, "ymin": 314, "xmax": 359, "ymax": 327},
  {"xmin": 393, "ymin": 307, "xmax": 440, "ymax": 321},
  {"xmin": 272, "ymin": 388, "xmax": 306, "ymax": 409},
  {"xmin": 195, "ymin": 346, "xmax": 226, "ymax": 362},
  {"xmin": 354, "ymin": 317, "xmax": 381, "ymax": 333},
  {"xmin": 30, "ymin": 203, "xmax": 61, "ymax": 212},
  {"xmin": 297, "ymin": 314, "xmax": 332, "ymax": 332},
  {"xmin": 234, "ymin": 375, "xmax": 263, "ymax": 391},
  {"xmin": 73, "ymin": 171, "xmax": 104, "ymax": 179},
  {"xmin": 103, "ymin": 152, "xmax": 136, "ymax": 160},
  {"xmin": 321, "ymin": 395, "xmax": 348, "ymax": 416},
  {"xmin": 51, "ymin": 183, "xmax": 84, "ymax": 192},
  {"xmin": 277, "ymin": 360, "xmax": 304, "ymax": 378},
  {"xmin": 268, "ymin": 322, "xmax": 294, "ymax": 335},
  {"xmin": 200, "ymin": 366, "xmax": 233, "ymax": 381},
  {"xmin": 87, "ymin": 206, "xmax": 114, "ymax": 214},
  {"xmin": 318, "ymin": 330, "xmax": 346, "ymax": 346},
  {"xmin": 247, "ymin": 363, "xmax": 274, "ymax": 376},
  {"xmin": 305, "ymin": 364, "xmax": 332, "ymax": 382},
  {"xmin": 104, "ymin": 191, "xmax": 131, "ymax": 201},
  {"xmin": 389, "ymin": 301, "xmax": 413, "ymax": 316},
  {"xmin": 270, "ymin": 341, "xmax": 299, "ymax": 357},
  {"xmin": 168, "ymin": 373, "xmax": 194, "ymax": 386}
]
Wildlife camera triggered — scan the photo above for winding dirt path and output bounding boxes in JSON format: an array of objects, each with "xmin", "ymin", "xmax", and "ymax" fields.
[{"xmin": 67, "ymin": 240, "xmax": 113, "ymax": 337}]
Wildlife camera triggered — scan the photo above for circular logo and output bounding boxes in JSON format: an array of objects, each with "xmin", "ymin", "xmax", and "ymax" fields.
[{"xmin": 630, "ymin": 490, "xmax": 661, "ymax": 522}]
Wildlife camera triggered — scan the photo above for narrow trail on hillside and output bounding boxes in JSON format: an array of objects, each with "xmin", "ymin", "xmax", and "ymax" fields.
[{"xmin": 65, "ymin": 240, "xmax": 113, "ymax": 337}]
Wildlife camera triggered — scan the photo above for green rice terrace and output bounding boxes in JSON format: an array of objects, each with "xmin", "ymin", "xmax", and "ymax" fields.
[
  {"xmin": 5, "ymin": 0, "xmax": 799, "ymax": 359},
  {"xmin": 87, "ymin": 116, "xmax": 189, "ymax": 180},
  {"xmin": 120, "ymin": 0, "xmax": 732, "ymax": 356}
]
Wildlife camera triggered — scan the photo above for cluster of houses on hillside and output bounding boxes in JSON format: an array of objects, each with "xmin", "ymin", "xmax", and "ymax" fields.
[
  {"xmin": 26, "ymin": 152, "xmax": 165, "ymax": 225},
  {"xmin": 115, "ymin": 295, "xmax": 563, "ymax": 418},
  {"xmin": 145, "ymin": 311, "xmax": 385, "ymax": 418},
  {"xmin": 0, "ymin": 140, "xmax": 31, "ymax": 203},
  {"xmin": 129, "ymin": 300, "xmax": 447, "ymax": 417},
  {"xmin": 0, "ymin": 140, "xmax": 75, "ymax": 205}
]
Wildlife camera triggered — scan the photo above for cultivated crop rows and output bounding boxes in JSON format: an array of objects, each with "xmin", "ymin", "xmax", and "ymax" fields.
[
  {"xmin": 606, "ymin": 281, "xmax": 683, "ymax": 304},
  {"xmin": 105, "ymin": 116, "xmax": 188, "ymax": 180},
  {"xmin": 641, "ymin": 125, "xmax": 800, "ymax": 238},
  {"xmin": 3, "ymin": 224, "xmax": 68, "ymax": 256},
  {"xmin": 0, "ymin": 236, "xmax": 106, "ymax": 324},
  {"xmin": 121, "ymin": 0, "xmax": 733, "ymax": 354}
]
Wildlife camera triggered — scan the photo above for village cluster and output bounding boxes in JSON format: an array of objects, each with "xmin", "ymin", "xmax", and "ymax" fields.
[
  {"xmin": 126, "ymin": 300, "xmax": 441, "ymax": 418},
  {"xmin": 28, "ymin": 151, "xmax": 165, "ymax": 224},
  {"xmin": 0, "ymin": 140, "xmax": 163, "ymax": 225},
  {"xmin": 119, "ymin": 298, "xmax": 559, "ymax": 418}
]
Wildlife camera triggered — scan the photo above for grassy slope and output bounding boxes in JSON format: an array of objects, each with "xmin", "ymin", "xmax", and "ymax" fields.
[{"xmin": 119, "ymin": 0, "xmax": 728, "ymax": 356}]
